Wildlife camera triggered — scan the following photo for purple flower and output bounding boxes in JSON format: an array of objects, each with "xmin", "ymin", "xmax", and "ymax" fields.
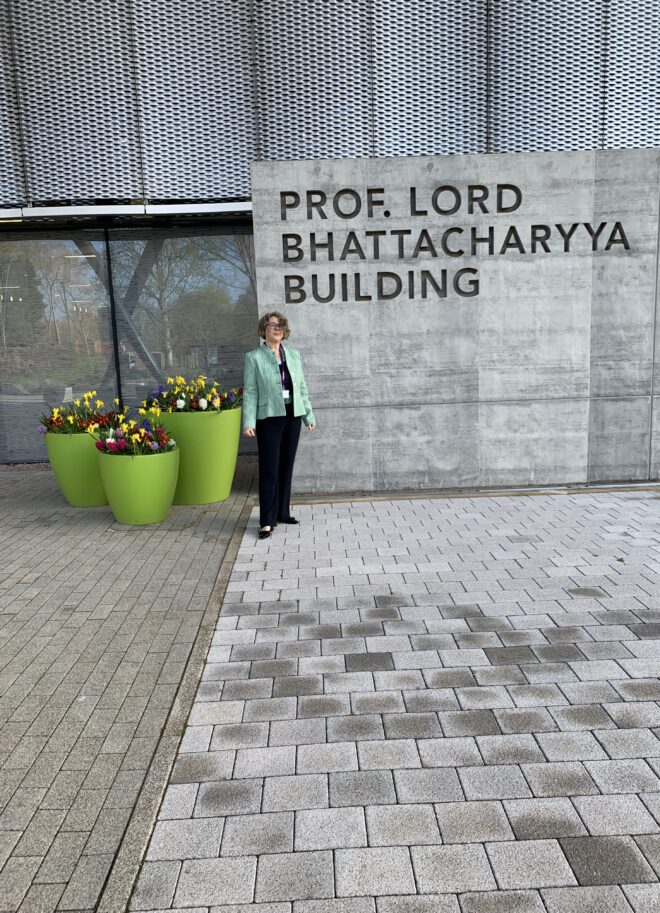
[
  {"xmin": 150, "ymin": 441, "xmax": 159, "ymax": 451},
  {"xmin": 38, "ymin": 425, "xmax": 47, "ymax": 434},
  {"xmin": 142, "ymin": 418, "xmax": 152, "ymax": 432},
  {"xmin": 228, "ymin": 392, "xmax": 235, "ymax": 403}
]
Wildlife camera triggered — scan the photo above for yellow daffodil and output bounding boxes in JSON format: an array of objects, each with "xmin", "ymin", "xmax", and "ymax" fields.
[
  {"xmin": 167, "ymin": 376, "xmax": 175, "ymax": 384},
  {"xmin": 121, "ymin": 423, "xmax": 129, "ymax": 432},
  {"xmin": 73, "ymin": 398, "xmax": 80, "ymax": 406},
  {"xmin": 138, "ymin": 408, "xmax": 147, "ymax": 416},
  {"xmin": 52, "ymin": 407, "xmax": 60, "ymax": 418},
  {"xmin": 175, "ymin": 375, "xmax": 185, "ymax": 385},
  {"xmin": 95, "ymin": 399, "xmax": 104, "ymax": 409},
  {"xmin": 67, "ymin": 414, "xmax": 74, "ymax": 424},
  {"xmin": 152, "ymin": 405, "xmax": 161, "ymax": 416},
  {"xmin": 131, "ymin": 434, "xmax": 140, "ymax": 443},
  {"xmin": 212, "ymin": 397, "xmax": 220, "ymax": 408},
  {"xmin": 117, "ymin": 414, "xmax": 125, "ymax": 423}
]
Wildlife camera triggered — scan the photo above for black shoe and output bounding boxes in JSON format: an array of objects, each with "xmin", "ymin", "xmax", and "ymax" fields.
[
  {"xmin": 279, "ymin": 517, "xmax": 299, "ymax": 525},
  {"xmin": 258, "ymin": 526, "xmax": 272, "ymax": 540}
]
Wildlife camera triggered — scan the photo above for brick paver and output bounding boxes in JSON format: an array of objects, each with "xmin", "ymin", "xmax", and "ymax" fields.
[
  {"xmin": 0, "ymin": 462, "xmax": 256, "ymax": 913},
  {"xmin": 133, "ymin": 490, "xmax": 660, "ymax": 911}
]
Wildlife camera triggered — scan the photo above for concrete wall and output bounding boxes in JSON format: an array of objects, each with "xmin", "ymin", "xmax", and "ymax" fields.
[{"xmin": 252, "ymin": 149, "xmax": 660, "ymax": 493}]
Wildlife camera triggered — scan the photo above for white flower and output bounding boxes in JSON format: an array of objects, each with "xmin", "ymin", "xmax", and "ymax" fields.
[
  {"xmin": 199, "ymin": 398, "xmax": 208, "ymax": 410},
  {"xmin": 176, "ymin": 398, "xmax": 186, "ymax": 410}
]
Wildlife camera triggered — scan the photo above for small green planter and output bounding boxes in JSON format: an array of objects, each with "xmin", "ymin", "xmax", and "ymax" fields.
[
  {"xmin": 98, "ymin": 449, "xmax": 180, "ymax": 525},
  {"xmin": 46, "ymin": 432, "xmax": 108, "ymax": 507},
  {"xmin": 157, "ymin": 408, "xmax": 241, "ymax": 505}
]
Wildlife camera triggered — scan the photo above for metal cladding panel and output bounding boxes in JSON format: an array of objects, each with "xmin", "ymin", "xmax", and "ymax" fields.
[
  {"xmin": 253, "ymin": 0, "xmax": 373, "ymax": 160},
  {"xmin": 373, "ymin": 0, "xmax": 487, "ymax": 156},
  {"xmin": 490, "ymin": 0, "xmax": 604, "ymax": 153},
  {"xmin": 0, "ymin": 1, "xmax": 25, "ymax": 206},
  {"xmin": 133, "ymin": 0, "xmax": 256, "ymax": 200},
  {"xmin": 10, "ymin": 0, "xmax": 143, "ymax": 202},
  {"xmin": 605, "ymin": 0, "xmax": 660, "ymax": 149}
]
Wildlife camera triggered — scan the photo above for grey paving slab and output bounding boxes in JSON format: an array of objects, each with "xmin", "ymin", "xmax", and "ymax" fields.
[
  {"xmin": 365, "ymin": 803, "xmax": 440, "ymax": 846},
  {"xmin": 256, "ymin": 851, "xmax": 334, "ymax": 903},
  {"xmin": 221, "ymin": 811, "xmax": 294, "ymax": 856},
  {"xmin": 436, "ymin": 800, "xmax": 514, "ymax": 843},
  {"xmin": 411, "ymin": 843, "xmax": 496, "ymax": 892},
  {"xmin": 486, "ymin": 839, "xmax": 577, "ymax": 889},
  {"xmin": 295, "ymin": 806, "xmax": 367, "ymax": 850},
  {"xmin": 335, "ymin": 847, "xmax": 416, "ymax": 897},
  {"xmin": 542, "ymin": 884, "xmax": 636, "ymax": 913},
  {"xmin": 623, "ymin": 884, "xmax": 660, "ymax": 912},
  {"xmin": 173, "ymin": 856, "xmax": 257, "ymax": 906},
  {"xmin": 560, "ymin": 835, "xmax": 658, "ymax": 885}
]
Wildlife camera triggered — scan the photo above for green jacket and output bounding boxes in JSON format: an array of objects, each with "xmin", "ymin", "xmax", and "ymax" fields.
[{"xmin": 242, "ymin": 344, "xmax": 315, "ymax": 430}]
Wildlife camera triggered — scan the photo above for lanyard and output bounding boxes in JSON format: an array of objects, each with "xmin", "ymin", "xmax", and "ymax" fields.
[{"xmin": 278, "ymin": 347, "xmax": 288, "ymax": 386}]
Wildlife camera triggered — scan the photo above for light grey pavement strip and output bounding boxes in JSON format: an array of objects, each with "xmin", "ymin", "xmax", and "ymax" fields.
[
  {"xmin": 0, "ymin": 461, "xmax": 256, "ymax": 913},
  {"xmin": 130, "ymin": 490, "xmax": 660, "ymax": 912}
]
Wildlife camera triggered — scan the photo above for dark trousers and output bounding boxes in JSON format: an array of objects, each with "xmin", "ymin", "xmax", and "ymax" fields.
[{"xmin": 256, "ymin": 404, "xmax": 302, "ymax": 527}]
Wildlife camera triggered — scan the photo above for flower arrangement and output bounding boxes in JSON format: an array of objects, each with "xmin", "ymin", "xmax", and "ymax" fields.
[
  {"xmin": 95, "ymin": 418, "xmax": 176, "ymax": 456},
  {"xmin": 39, "ymin": 390, "xmax": 118, "ymax": 435},
  {"xmin": 142, "ymin": 375, "xmax": 243, "ymax": 414}
]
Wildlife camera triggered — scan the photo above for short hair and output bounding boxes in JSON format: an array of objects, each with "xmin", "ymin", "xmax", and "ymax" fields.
[{"xmin": 258, "ymin": 311, "xmax": 291, "ymax": 340}]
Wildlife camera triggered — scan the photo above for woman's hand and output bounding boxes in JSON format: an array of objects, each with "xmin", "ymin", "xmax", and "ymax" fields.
[
  {"xmin": 308, "ymin": 423, "xmax": 316, "ymax": 431},
  {"xmin": 243, "ymin": 427, "xmax": 256, "ymax": 437}
]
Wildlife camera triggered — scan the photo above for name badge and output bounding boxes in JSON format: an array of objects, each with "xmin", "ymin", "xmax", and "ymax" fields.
[{"xmin": 283, "ymin": 390, "xmax": 290, "ymax": 400}]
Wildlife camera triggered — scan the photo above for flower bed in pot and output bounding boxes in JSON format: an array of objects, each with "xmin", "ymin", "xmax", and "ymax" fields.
[
  {"xmin": 96, "ymin": 419, "xmax": 179, "ymax": 525},
  {"xmin": 144, "ymin": 375, "xmax": 242, "ymax": 505}
]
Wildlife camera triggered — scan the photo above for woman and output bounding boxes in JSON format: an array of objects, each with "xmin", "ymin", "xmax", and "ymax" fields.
[{"xmin": 243, "ymin": 312, "xmax": 316, "ymax": 539}]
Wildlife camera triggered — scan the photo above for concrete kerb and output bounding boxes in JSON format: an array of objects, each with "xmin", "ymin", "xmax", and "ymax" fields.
[
  {"xmin": 290, "ymin": 480, "xmax": 660, "ymax": 505},
  {"xmin": 96, "ymin": 495, "xmax": 256, "ymax": 913}
]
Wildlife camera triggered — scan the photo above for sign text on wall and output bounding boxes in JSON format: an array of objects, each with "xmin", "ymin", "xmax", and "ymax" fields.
[{"xmin": 279, "ymin": 184, "xmax": 630, "ymax": 302}]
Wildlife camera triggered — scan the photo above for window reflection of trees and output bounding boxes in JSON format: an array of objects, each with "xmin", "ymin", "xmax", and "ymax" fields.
[
  {"xmin": 109, "ymin": 233, "xmax": 257, "ymax": 404},
  {"xmin": 0, "ymin": 229, "xmax": 258, "ymax": 462}
]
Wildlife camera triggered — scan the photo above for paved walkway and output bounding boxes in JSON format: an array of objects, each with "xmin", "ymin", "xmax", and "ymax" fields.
[
  {"xmin": 132, "ymin": 490, "xmax": 660, "ymax": 913},
  {"xmin": 0, "ymin": 462, "xmax": 256, "ymax": 913}
]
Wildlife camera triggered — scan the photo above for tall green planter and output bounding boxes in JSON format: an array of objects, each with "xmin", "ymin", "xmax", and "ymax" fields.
[
  {"xmin": 157, "ymin": 408, "xmax": 241, "ymax": 505},
  {"xmin": 98, "ymin": 450, "xmax": 179, "ymax": 525},
  {"xmin": 46, "ymin": 432, "xmax": 108, "ymax": 507}
]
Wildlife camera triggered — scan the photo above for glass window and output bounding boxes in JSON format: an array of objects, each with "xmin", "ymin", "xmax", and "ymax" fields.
[
  {"xmin": 0, "ymin": 233, "xmax": 116, "ymax": 462},
  {"xmin": 0, "ymin": 225, "xmax": 258, "ymax": 462},
  {"xmin": 108, "ymin": 228, "xmax": 257, "ymax": 404}
]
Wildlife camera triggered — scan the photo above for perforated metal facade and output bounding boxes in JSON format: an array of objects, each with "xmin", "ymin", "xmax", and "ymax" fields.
[
  {"xmin": 10, "ymin": 0, "xmax": 143, "ymax": 203},
  {"xmin": 490, "ymin": 0, "xmax": 604, "ymax": 152},
  {"xmin": 373, "ymin": 0, "xmax": 488, "ymax": 156},
  {"xmin": 254, "ymin": 0, "xmax": 373, "ymax": 161},
  {"xmin": 0, "ymin": 0, "xmax": 658, "ymax": 207},
  {"xmin": 0, "ymin": 0, "xmax": 25, "ymax": 207},
  {"xmin": 606, "ymin": 0, "xmax": 660, "ymax": 149},
  {"xmin": 133, "ymin": 0, "xmax": 257, "ymax": 200}
]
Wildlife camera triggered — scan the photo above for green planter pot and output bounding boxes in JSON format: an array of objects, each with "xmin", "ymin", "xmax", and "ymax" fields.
[
  {"xmin": 157, "ymin": 408, "xmax": 241, "ymax": 505},
  {"xmin": 46, "ymin": 432, "xmax": 108, "ymax": 507},
  {"xmin": 98, "ymin": 449, "xmax": 179, "ymax": 525}
]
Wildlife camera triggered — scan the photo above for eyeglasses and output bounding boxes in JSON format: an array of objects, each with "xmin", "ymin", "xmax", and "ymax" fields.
[{"xmin": 266, "ymin": 322, "xmax": 284, "ymax": 330}]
